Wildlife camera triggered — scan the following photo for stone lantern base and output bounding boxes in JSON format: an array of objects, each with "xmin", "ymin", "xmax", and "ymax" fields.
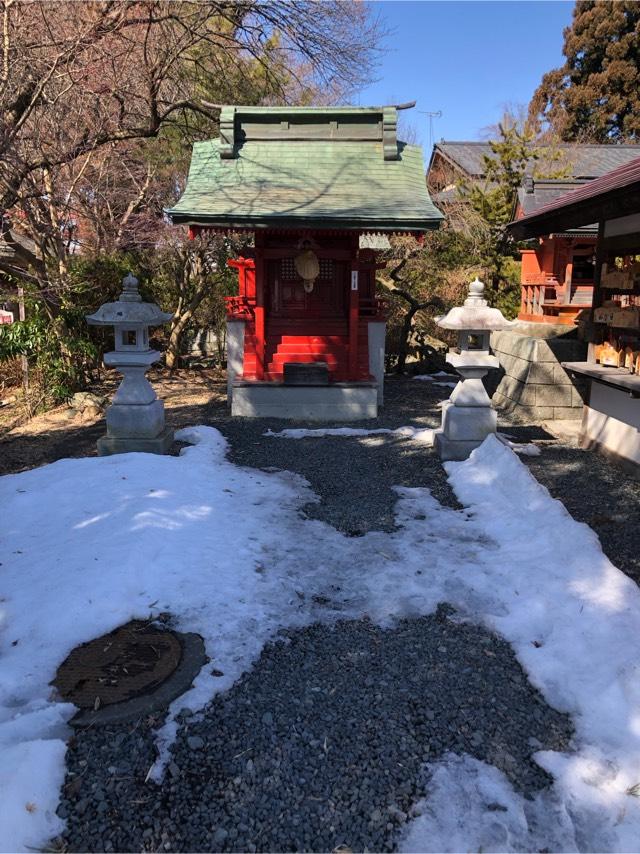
[
  {"xmin": 96, "ymin": 353, "xmax": 174, "ymax": 456},
  {"xmin": 97, "ymin": 427, "xmax": 174, "ymax": 457},
  {"xmin": 435, "ymin": 401, "xmax": 498, "ymax": 461},
  {"xmin": 434, "ymin": 355, "xmax": 500, "ymax": 462}
]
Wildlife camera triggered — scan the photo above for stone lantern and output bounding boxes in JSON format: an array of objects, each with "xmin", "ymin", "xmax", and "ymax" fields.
[
  {"xmin": 86, "ymin": 273, "xmax": 174, "ymax": 456},
  {"xmin": 434, "ymin": 277, "xmax": 512, "ymax": 461}
]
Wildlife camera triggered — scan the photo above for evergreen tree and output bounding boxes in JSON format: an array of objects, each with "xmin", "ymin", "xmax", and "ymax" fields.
[{"xmin": 529, "ymin": 1, "xmax": 640, "ymax": 142}]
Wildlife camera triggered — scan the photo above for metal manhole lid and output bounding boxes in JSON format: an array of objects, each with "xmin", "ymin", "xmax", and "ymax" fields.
[{"xmin": 52, "ymin": 620, "xmax": 182, "ymax": 709}]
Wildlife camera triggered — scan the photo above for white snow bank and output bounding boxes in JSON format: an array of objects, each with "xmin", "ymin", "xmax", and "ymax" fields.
[
  {"xmin": 400, "ymin": 753, "xmax": 578, "ymax": 853},
  {"xmin": 413, "ymin": 372, "xmax": 452, "ymax": 380},
  {"xmin": 264, "ymin": 426, "xmax": 435, "ymax": 445},
  {"xmin": 0, "ymin": 427, "xmax": 323, "ymax": 850},
  {"xmin": 497, "ymin": 433, "xmax": 542, "ymax": 457},
  {"xmin": 436, "ymin": 436, "xmax": 640, "ymax": 852},
  {"xmin": 2, "ymin": 429, "xmax": 640, "ymax": 851}
]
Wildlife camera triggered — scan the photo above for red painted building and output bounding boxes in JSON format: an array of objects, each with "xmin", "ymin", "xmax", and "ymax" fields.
[
  {"xmin": 514, "ymin": 178, "xmax": 596, "ymax": 324},
  {"xmin": 427, "ymin": 141, "xmax": 640, "ymax": 326},
  {"xmin": 168, "ymin": 105, "xmax": 443, "ymax": 418}
]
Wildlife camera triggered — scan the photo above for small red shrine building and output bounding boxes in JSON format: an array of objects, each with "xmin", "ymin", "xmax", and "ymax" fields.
[
  {"xmin": 167, "ymin": 105, "xmax": 443, "ymax": 418},
  {"xmin": 427, "ymin": 141, "xmax": 640, "ymax": 327},
  {"xmin": 514, "ymin": 178, "xmax": 597, "ymax": 325}
]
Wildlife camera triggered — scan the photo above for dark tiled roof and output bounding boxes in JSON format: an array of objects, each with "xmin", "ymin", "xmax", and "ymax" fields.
[
  {"xmin": 508, "ymin": 155, "xmax": 640, "ymax": 238},
  {"xmin": 433, "ymin": 141, "xmax": 640, "ymax": 180},
  {"xmin": 0, "ymin": 221, "xmax": 37, "ymax": 267},
  {"xmin": 516, "ymin": 179, "xmax": 596, "ymax": 234}
]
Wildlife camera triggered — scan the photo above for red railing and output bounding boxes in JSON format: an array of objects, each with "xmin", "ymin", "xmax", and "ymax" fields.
[
  {"xmin": 520, "ymin": 278, "xmax": 563, "ymax": 316},
  {"xmin": 225, "ymin": 295, "xmax": 255, "ymax": 319}
]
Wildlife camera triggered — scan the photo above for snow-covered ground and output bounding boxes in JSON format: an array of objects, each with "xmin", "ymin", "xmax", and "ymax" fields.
[
  {"xmin": 1, "ymin": 428, "xmax": 639, "ymax": 852},
  {"xmin": 413, "ymin": 372, "xmax": 459, "ymax": 388},
  {"xmin": 413, "ymin": 372, "xmax": 452, "ymax": 380},
  {"xmin": 264, "ymin": 425, "xmax": 435, "ymax": 444}
]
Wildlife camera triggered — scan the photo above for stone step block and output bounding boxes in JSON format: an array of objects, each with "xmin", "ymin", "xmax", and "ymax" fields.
[
  {"xmin": 494, "ymin": 375, "xmax": 537, "ymax": 406},
  {"xmin": 535, "ymin": 384, "xmax": 574, "ymax": 408}
]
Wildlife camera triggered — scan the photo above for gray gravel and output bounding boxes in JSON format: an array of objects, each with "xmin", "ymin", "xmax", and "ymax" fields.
[
  {"xmin": 48, "ymin": 371, "xmax": 637, "ymax": 852},
  {"xmin": 219, "ymin": 375, "xmax": 459, "ymax": 535},
  {"xmin": 57, "ymin": 608, "xmax": 572, "ymax": 853}
]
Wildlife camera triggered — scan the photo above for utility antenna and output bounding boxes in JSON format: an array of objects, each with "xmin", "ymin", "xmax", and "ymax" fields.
[{"xmin": 418, "ymin": 110, "xmax": 442, "ymax": 150}]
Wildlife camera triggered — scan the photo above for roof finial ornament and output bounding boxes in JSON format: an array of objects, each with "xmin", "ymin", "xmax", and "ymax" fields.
[
  {"xmin": 121, "ymin": 272, "xmax": 141, "ymax": 303},
  {"xmin": 464, "ymin": 276, "xmax": 486, "ymax": 307}
]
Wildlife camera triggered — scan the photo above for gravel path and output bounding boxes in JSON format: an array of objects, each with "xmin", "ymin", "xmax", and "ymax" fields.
[
  {"xmin": 58, "ymin": 610, "xmax": 572, "ymax": 853},
  {"xmin": 219, "ymin": 373, "xmax": 459, "ymax": 536},
  {"xmin": 2, "ymin": 372, "xmax": 637, "ymax": 583},
  {"xmin": 11, "ymin": 369, "xmax": 633, "ymax": 852}
]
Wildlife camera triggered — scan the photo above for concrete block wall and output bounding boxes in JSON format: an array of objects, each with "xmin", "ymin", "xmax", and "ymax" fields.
[{"xmin": 490, "ymin": 327, "xmax": 588, "ymax": 423}]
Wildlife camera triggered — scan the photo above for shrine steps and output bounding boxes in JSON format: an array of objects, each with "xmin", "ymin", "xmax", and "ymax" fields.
[
  {"xmin": 266, "ymin": 339, "xmax": 369, "ymax": 380},
  {"xmin": 241, "ymin": 319, "xmax": 370, "ymax": 382},
  {"xmin": 227, "ymin": 316, "xmax": 386, "ymax": 418}
]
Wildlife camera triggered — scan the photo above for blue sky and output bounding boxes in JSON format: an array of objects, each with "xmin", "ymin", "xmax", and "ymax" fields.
[{"xmin": 357, "ymin": 1, "xmax": 574, "ymax": 146}]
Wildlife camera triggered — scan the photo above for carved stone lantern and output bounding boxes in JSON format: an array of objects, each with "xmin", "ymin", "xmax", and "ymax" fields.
[
  {"xmin": 86, "ymin": 273, "xmax": 174, "ymax": 456},
  {"xmin": 434, "ymin": 277, "xmax": 512, "ymax": 461}
]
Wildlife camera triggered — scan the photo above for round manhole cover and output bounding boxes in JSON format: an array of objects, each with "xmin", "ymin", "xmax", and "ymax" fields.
[{"xmin": 52, "ymin": 620, "xmax": 182, "ymax": 709}]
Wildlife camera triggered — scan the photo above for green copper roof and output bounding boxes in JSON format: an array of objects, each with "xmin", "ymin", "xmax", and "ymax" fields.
[{"xmin": 167, "ymin": 105, "xmax": 443, "ymax": 232}]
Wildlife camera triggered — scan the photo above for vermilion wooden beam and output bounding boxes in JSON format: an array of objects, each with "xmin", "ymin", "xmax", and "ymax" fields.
[
  {"xmin": 254, "ymin": 232, "xmax": 266, "ymax": 380},
  {"xmin": 348, "ymin": 270, "xmax": 359, "ymax": 379}
]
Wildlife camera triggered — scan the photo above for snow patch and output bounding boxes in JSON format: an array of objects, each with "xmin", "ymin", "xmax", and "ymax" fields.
[
  {"xmin": 2, "ymin": 430, "xmax": 640, "ymax": 851},
  {"xmin": 497, "ymin": 433, "xmax": 542, "ymax": 457},
  {"xmin": 400, "ymin": 754, "xmax": 579, "ymax": 853},
  {"xmin": 264, "ymin": 426, "xmax": 434, "ymax": 445},
  {"xmin": 413, "ymin": 372, "xmax": 453, "ymax": 380}
]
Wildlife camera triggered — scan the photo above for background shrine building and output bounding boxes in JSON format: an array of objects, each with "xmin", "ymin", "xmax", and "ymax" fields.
[
  {"xmin": 427, "ymin": 141, "xmax": 640, "ymax": 325},
  {"xmin": 168, "ymin": 104, "xmax": 443, "ymax": 419}
]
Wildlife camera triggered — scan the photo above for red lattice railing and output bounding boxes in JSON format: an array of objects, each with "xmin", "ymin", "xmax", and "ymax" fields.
[{"xmin": 225, "ymin": 296, "xmax": 255, "ymax": 319}]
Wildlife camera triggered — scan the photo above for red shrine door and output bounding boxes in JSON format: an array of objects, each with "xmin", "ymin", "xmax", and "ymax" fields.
[{"xmin": 267, "ymin": 257, "xmax": 348, "ymax": 319}]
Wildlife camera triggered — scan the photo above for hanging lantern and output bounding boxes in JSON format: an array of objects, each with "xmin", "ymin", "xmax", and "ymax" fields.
[{"xmin": 294, "ymin": 248, "xmax": 320, "ymax": 293}]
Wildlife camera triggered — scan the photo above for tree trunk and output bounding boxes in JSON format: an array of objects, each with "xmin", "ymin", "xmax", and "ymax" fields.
[
  {"xmin": 166, "ymin": 315, "xmax": 192, "ymax": 371},
  {"xmin": 396, "ymin": 306, "xmax": 418, "ymax": 374}
]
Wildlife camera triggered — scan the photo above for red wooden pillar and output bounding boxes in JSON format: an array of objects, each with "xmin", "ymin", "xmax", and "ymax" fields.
[
  {"xmin": 348, "ymin": 272, "xmax": 360, "ymax": 380},
  {"xmin": 348, "ymin": 233, "xmax": 360, "ymax": 379},
  {"xmin": 254, "ymin": 231, "xmax": 266, "ymax": 380}
]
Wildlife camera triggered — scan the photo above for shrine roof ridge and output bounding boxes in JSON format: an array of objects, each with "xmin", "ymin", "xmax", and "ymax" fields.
[
  {"xmin": 223, "ymin": 105, "xmax": 407, "ymax": 115},
  {"xmin": 167, "ymin": 107, "xmax": 444, "ymax": 232}
]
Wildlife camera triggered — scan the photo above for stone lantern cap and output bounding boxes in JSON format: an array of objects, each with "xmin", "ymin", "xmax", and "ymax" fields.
[
  {"xmin": 436, "ymin": 277, "xmax": 513, "ymax": 331},
  {"xmin": 86, "ymin": 273, "xmax": 173, "ymax": 327}
]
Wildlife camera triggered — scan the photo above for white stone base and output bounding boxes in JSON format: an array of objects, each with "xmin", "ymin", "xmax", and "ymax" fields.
[
  {"xmin": 231, "ymin": 381, "xmax": 378, "ymax": 420},
  {"xmin": 436, "ymin": 405, "xmax": 498, "ymax": 460},
  {"xmin": 105, "ymin": 399, "xmax": 166, "ymax": 438},
  {"xmin": 441, "ymin": 404, "xmax": 497, "ymax": 441},
  {"xmin": 434, "ymin": 432, "xmax": 485, "ymax": 461},
  {"xmin": 97, "ymin": 427, "xmax": 174, "ymax": 456}
]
